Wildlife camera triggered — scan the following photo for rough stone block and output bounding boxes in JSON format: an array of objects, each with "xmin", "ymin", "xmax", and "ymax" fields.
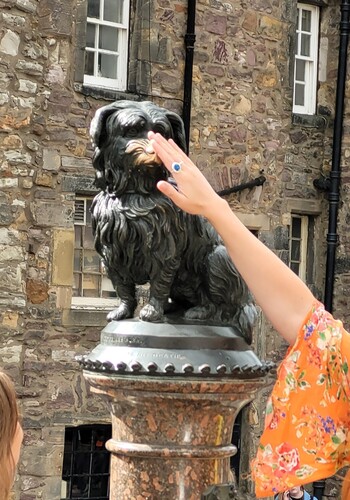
[
  {"xmin": 15, "ymin": 0, "xmax": 37, "ymax": 13},
  {"xmin": 19, "ymin": 445, "xmax": 63, "ymax": 477},
  {"xmin": 15, "ymin": 60, "xmax": 44, "ymax": 76},
  {"xmin": 0, "ymin": 244, "xmax": 24, "ymax": 262},
  {"xmin": 0, "ymin": 266, "xmax": 22, "ymax": 290},
  {"xmin": 19, "ymin": 78, "xmax": 38, "ymax": 93},
  {"xmin": 4, "ymin": 150, "xmax": 32, "ymax": 164},
  {"xmin": 61, "ymin": 156, "xmax": 92, "ymax": 170},
  {"xmin": 259, "ymin": 15, "xmax": 284, "ymax": 41},
  {"xmin": 61, "ymin": 175, "xmax": 96, "ymax": 193},
  {"xmin": 0, "ymin": 344, "xmax": 22, "ymax": 363},
  {"xmin": 0, "ymin": 29, "xmax": 20, "ymax": 55},
  {"xmin": 0, "ymin": 203, "xmax": 14, "ymax": 226},
  {"xmin": 30, "ymin": 201, "xmax": 74, "ymax": 227},
  {"xmin": 2, "ymin": 13, "xmax": 26, "ymax": 27},
  {"xmin": 26, "ymin": 279, "xmax": 49, "ymax": 304}
]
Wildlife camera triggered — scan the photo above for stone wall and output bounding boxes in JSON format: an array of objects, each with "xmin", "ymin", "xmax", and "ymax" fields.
[{"xmin": 0, "ymin": 0, "xmax": 347, "ymax": 498}]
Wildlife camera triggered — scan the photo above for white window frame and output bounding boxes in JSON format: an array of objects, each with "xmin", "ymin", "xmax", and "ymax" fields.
[
  {"xmin": 293, "ymin": 4, "xmax": 320, "ymax": 115},
  {"xmin": 289, "ymin": 215, "xmax": 309, "ymax": 281},
  {"xmin": 84, "ymin": 0, "xmax": 129, "ymax": 91}
]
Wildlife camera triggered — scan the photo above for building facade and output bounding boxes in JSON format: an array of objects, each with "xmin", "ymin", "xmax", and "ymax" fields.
[{"xmin": 0, "ymin": 0, "xmax": 347, "ymax": 498}]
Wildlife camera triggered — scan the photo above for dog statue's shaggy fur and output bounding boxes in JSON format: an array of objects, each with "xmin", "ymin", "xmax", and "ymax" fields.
[{"xmin": 90, "ymin": 100, "xmax": 257, "ymax": 343}]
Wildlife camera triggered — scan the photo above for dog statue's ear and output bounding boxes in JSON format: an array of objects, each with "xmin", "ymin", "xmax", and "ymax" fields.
[
  {"xmin": 90, "ymin": 102, "xmax": 125, "ymax": 190},
  {"xmin": 165, "ymin": 111, "xmax": 188, "ymax": 154},
  {"xmin": 90, "ymin": 103, "xmax": 122, "ymax": 148}
]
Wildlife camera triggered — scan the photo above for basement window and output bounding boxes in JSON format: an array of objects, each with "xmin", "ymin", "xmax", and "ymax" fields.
[{"xmin": 61, "ymin": 424, "xmax": 111, "ymax": 500}]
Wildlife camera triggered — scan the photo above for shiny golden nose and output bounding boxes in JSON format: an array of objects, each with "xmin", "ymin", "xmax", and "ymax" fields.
[{"xmin": 125, "ymin": 139, "xmax": 162, "ymax": 166}]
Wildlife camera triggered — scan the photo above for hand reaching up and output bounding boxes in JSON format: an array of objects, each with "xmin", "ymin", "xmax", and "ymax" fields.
[{"xmin": 148, "ymin": 132, "xmax": 224, "ymax": 218}]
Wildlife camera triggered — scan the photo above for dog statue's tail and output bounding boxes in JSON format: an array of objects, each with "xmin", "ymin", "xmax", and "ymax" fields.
[{"xmin": 235, "ymin": 301, "xmax": 258, "ymax": 345}]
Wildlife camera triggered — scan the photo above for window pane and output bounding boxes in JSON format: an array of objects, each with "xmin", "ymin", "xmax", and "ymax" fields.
[
  {"xmin": 294, "ymin": 83, "xmax": 305, "ymax": 106},
  {"xmin": 301, "ymin": 9, "xmax": 311, "ymax": 32},
  {"xmin": 99, "ymin": 25, "xmax": 119, "ymax": 51},
  {"xmin": 104, "ymin": 0, "xmax": 124, "ymax": 23},
  {"xmin": 73, "ymin": 273, "xmax": 81, "ymax": 295},
  {"xmin": 300, "ymin": 33, "xmax": 310, "ymax": 57},
  {"xmin": 84, "ymin": 225, "xmax": 95, "ymax": 249},
  {"xmin": 83, "ymin": 250, "xmax": 100, "ymax": 272},
  {"xmin": 74, "ymin": 249, "xmax": 82, "ymax": 272},
  {"xmin": 85, "ymin": 50, "xmax": 95, "ymax": 76},
  {"xmin": 86, "ymin": 23, "xmax": 96, "ymax": 48},
  {"xmin": 87, "ymin": 0, "xmax": 100, "ymax": 18},
  {"xmin": 295, "ymin": 59, "xmax": 305, "ymax": 82},
  {"xmin": 83, "ymin": 274, "xmax": 99, "ymax": 296},
  {"xmin": 98, "ymin": 53, "xmax": 118, "ymax": 79},
  {"xmin": 101, "ymin": 275, "xmax": 116, "ymax": 298},
  {"xmin": 291, "ymin": 240, "xmax": 301, "ymax": 261},
  {"xmin": 86, "ymin": 199, "xmax": 93, "ymax": 223},
  {"xmin": 74, "ymin": 225, "xmax": 82, "ymax": 247},
  {"xmin": 292, "ymin": 217, "xmax": 302, "ymax": 238},
  {"xmin": 291, "ymin": 262, "xmax": 300, "ymax": 275}
]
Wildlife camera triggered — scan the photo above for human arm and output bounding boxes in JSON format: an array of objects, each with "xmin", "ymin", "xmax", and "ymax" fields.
[{"xmin": 148, "ymin": 132, "xmax": 315, "ymax": 345}]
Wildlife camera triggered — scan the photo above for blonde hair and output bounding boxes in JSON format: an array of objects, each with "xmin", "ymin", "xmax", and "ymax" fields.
[{"xmin": 0, "ymin": 372, "xmax": 19, "ymax": 500}]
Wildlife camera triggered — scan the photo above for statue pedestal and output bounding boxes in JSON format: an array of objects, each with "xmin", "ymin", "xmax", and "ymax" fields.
[{"xmin": 79, "ymin": 319, "xmax": 272, "ymax": 500}]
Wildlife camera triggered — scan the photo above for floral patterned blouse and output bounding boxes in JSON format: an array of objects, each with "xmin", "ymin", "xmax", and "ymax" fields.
[{"xmin": 251, "ymin": 301, "xmax": 350, "ymax": 498}]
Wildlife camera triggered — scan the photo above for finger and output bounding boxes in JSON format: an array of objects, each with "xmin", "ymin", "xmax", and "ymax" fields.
[
  {"xmin": 149, "ymin": 139, "xmax": 176, "ymax": 174},
  {"xmin": 149, "ymin": 133, "xmax": 191, "ymax": 169},
  {"xmin": 167, "ymin": 139, "xmax": 192, "ymax": 163},
  {"xmin": 157, "ymin": 180, "xmax": 188, "ymax": 205}
]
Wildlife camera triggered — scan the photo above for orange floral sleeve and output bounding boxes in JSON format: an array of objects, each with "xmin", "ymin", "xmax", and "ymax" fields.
[{"xmin": 251, "ymin": 301, "xmax": 350, "ymax": 498}]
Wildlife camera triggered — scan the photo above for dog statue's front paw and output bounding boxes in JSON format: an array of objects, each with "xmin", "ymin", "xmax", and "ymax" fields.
[
  {"xmin": 139, "ymin": 304, "xmax": 164, "ymax": 322},
  {"xmin": 107, "ymin": 304, "xmax": 134, "ymax": 322}
]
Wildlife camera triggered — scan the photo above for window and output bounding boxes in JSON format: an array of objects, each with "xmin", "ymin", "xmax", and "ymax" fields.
[
  {"xmin": 230, "ymin": 409, "xmax": 242, "ymax": 480},
  {"xmin": 73, "ymin": 197, "xmax": 116, "ymax": 299},
  {"xmin": 289, "ymin": 215, "xmax": 311, "ymax": 281},
  {"xmin": 293, "ymin": 4, "xmax": 320, "ymax": 115},
  {"xmin": 84, "ymin": 0, "xmax": 129, "ymax": 91},
  {"xmin": 61, "ymin": 424, "xmax": 111, "ymax": 500}
]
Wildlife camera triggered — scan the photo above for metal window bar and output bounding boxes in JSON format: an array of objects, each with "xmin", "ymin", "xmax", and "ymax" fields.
[{"xmin": 62, "ymin": 425, "xmax": 111, "ymax": 500}]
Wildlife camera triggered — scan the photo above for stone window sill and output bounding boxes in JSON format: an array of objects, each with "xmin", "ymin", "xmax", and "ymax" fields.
[
  {"xmin": 292, "ymin": 113, "xmax": 329, "ymax": 130},
  {"xmin": 74, "ymin": 83, "xmax": 140, "ymax": 102},
  {"xmin": 62, "ymin": 297, "xmax": 119, "ymax": 327}
]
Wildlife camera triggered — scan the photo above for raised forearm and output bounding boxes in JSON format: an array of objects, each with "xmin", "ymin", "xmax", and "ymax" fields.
[{"xmin": 206, "ymin": 199, "xmax": 315, "ymax": 344}]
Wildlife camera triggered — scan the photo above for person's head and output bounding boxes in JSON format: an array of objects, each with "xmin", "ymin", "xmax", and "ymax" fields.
[
  {"xmin": 275, "ymin": 486, "xmax": 304, "ymax": 500},
  {"xmin": 0, "ymin": 371, "xmax": 23, "ymax": 499},
  {"xmin": 288, "ymin": 485, "xmax": 304, "ymax": 498}
]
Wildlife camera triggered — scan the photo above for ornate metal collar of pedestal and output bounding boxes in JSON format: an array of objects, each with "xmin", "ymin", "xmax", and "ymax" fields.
[{"xmin": 76, "ymin": 318, "xmax": 275, "ymax": 379}]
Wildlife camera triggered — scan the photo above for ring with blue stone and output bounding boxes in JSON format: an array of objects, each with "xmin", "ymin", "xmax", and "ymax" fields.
[{"xmin": 171, "ymin": 161, "xmax": 183, "ymax": 173}]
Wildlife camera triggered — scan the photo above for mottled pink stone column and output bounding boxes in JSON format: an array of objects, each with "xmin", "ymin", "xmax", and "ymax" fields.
[
  {"xmin": 79, "ymin": 319, "xmax": 271, "ymax": 499},
  {"xmin": 84, "ymin": 372, "xmax": 266, "ymax": 500}
]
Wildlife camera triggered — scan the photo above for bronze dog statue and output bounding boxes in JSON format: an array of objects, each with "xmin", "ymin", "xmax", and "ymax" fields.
[{"xmin": 90, "ymin": 100, "xmax": 256, "ymax": 342}]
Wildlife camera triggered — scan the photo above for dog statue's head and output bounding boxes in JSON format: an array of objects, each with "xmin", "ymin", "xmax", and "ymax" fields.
[{"xmin": 90, "ymin": 100, "xmax": 187, "ymax": 196}]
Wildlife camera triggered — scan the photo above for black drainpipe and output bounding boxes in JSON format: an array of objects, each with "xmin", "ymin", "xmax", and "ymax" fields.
[
  {"xmin": 313, "ymin": 3, "xmax": 350, "ymax": 499},
  {"xmin": 323, "ymin": 0, "xmax": 350, "ymax": 314},
  {"xmin": 182, "ymin": 0, "xmax": 196, "ymax": 152}
]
